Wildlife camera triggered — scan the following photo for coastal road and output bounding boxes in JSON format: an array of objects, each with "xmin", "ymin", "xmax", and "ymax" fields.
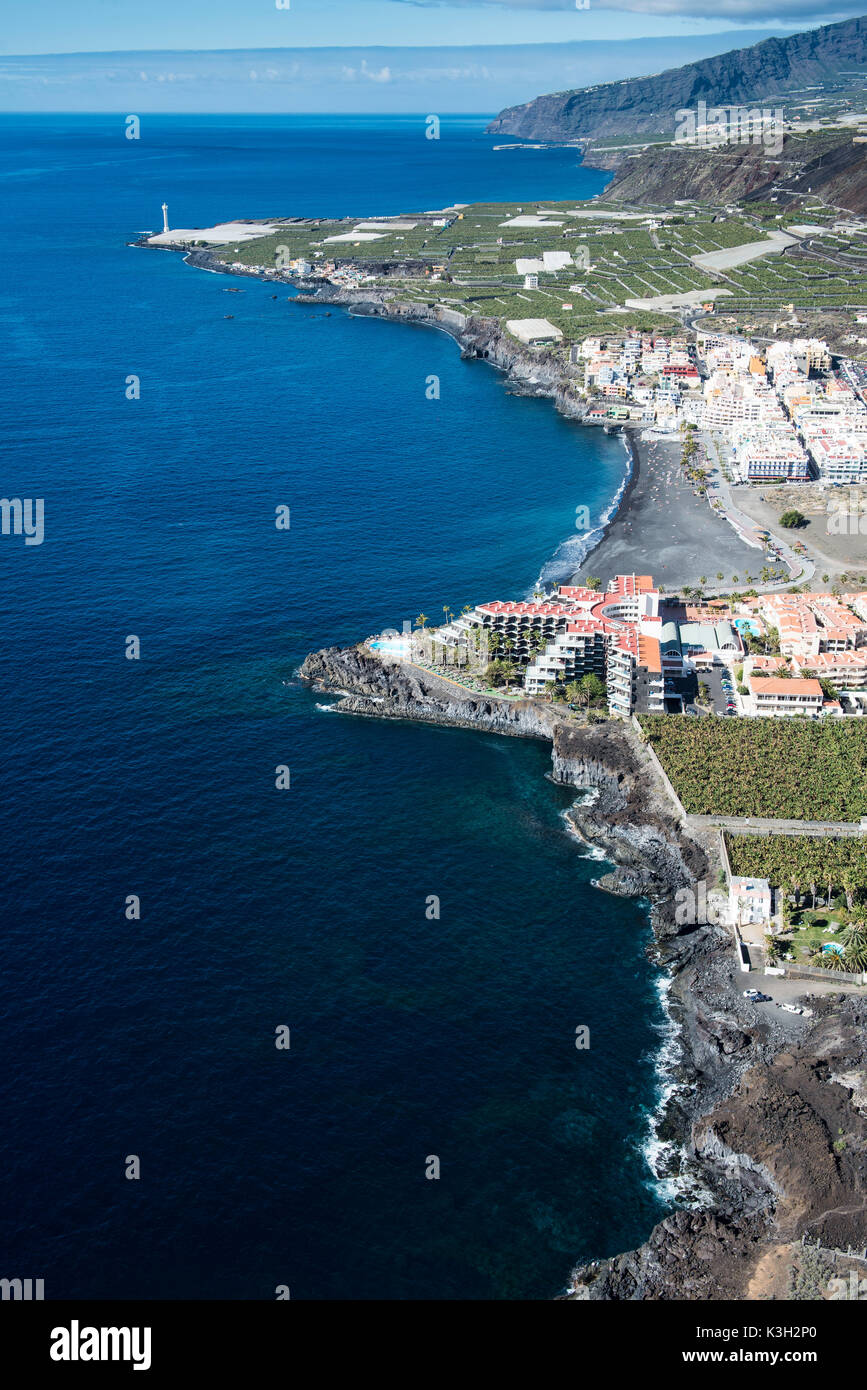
[{"xmin": 709, "ymin": 465, "xmax": 816, "ymax": 590}]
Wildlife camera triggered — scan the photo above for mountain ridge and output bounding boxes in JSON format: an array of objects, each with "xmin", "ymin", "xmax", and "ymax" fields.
[{"xmin": 487, "ymin": 15, "xmax": 867, "ymax": 143}]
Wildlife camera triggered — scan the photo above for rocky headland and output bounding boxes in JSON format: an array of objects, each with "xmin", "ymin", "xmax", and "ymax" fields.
[{"xmin": 301, "ymin": 642, "xmax": 867, "ymax": 1300}]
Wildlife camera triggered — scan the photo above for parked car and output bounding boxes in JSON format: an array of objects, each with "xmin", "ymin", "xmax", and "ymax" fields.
[{"xmin": 781, "ymin": 1003, "xmax": 804, "ymax": 1015}]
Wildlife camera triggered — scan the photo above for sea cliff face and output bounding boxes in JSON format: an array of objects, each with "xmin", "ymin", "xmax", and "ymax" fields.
[
  {"xmin": 592, "ymin": 133, "xmax": 867, "ymax": 218},
  {"xmin": 302, "ymin": 642, "xmax": 867, "ymax": 1301},
  {"xmin": 180, "ymin": 252, "xmax": 590, "ymax": 422},
  {"xmin": 486, "ymin": 15, "xmax": 867, "ymax": 142},
  {"xmin": 303, "ymin": 289, "xmax": 589, "ymax": 419},
  {"xmin": 300, "ymin": 645, "xmax": 704, "ymax": 913}
]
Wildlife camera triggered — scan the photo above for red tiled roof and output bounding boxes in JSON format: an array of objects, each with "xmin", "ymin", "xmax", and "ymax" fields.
[
  {"xmin": 638, "ymin": 635, "xmax": 662, "ymax": 673},
  {"xmin": 750, "ymin": 677, "xmax": 823, "ymax": 697}
]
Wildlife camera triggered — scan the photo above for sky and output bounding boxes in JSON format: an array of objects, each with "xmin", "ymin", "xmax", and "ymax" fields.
[
  {"xmin": 0, "ymin": 1, "xmax": 856, "ymax": 112},
  {"xmin": 3, "ymin": 0, "xmax": 856, "ymax": 57}
]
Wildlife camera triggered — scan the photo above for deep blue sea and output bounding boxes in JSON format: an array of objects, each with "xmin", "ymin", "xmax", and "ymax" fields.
[{"xmin": 1, "ymin": 114, "xmax": 669, "ymax": 1299}]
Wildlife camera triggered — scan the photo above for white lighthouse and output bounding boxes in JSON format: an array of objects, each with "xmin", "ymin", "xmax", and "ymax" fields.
[{"xmin": 161, "ymin": 202, "xmax": 170, "ymax": 234}]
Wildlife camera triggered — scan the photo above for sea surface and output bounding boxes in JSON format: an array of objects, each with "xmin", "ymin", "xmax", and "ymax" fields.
[{"xmin": 0, "ymin": 114, "xmax": 669, "ymax": 1299}]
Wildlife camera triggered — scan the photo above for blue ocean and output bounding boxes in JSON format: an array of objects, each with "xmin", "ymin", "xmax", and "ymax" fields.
[{"xmin": 1, "ymin": 114, "xmax": 669, "ymax": 1299}]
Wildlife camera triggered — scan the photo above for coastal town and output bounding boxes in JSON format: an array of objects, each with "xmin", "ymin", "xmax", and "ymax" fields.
[
  {"xmin": 11, "ymin": 0, "xmax": 867, "ymax": 1324},
  {"xmin": 275, "ymin": 195, "xmax": 867, "ymax": 1072},
  {"xmin": 144, "ymin": 41, "xmax": 867, "ymax": 1299}
]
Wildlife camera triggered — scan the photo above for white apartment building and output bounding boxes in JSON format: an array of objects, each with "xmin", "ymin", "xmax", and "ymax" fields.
[
  {"xmin": 733, "ymin": 430, "xmax": 811, "ymax": 482},
  {"xmin": 808, "ymin": 435, "xmax": 867, "ymax": 483},
  {"xmin": 748, "ymin": 675, "xmax": 824, "ymax": 717}
]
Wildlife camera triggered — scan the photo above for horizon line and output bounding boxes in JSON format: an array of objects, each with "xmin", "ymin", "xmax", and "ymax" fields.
[{"xmin": 0, "ymin": 26, "xmax": 804, "ymax": 62}]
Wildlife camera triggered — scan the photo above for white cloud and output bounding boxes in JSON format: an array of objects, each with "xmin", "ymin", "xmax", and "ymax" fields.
[
  {"xmin": 393, "ymin": 0, "xmax": 860, "ymax": 18},
  {"xmin": 361, "ymin": 60, "xmax": 393, "ymax": 82}
]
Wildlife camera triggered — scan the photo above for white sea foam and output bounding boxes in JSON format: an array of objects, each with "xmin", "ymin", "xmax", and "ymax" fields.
[
  {"xmin": 641, "ymin": 974, "xmax": 714, "ymax": 1208},
  {"xmin": 560, "ymin": 805, "xmax": 609, "ymax": 860},
  {"xmin": 530, "ymin": 432, "xmax": 634, "ymax": 593}
]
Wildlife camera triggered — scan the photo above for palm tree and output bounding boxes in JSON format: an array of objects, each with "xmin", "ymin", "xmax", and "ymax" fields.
[
  {"xmin": 845, "ymin": 942, "xmax": 867, "ymax": 972},
  {"xmin": 544, "ymin": 680, "xmax": 558, "ymax": 703},
  {"xmin": 716, "ymin": 572, "xmax": 724, "ymax": 583},
  {"xmin": 579, "ymin": 672, "xmax": 606, "ymax": 709},
  {"xmin": 442, "ymin": 605, "xmax": 453, "ymax": 627},
  {"xmin": 821, "ymin": 949, "xmax": 847, "ymax": 972},
  {"xmin": 840, "ymin": 920, "xmax": 867, "ymax": 949},
  {"xmin": 416, "ymin": 613, "xmax": 428, "ymax": 629}
]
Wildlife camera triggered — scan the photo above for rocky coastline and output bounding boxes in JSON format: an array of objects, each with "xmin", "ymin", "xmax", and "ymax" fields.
[
  {"xmin": 142, "ymin": 233, "xmax": 867, "ymax": 1300},
  {"xmin": 301, "ymin": 642, "xmax": 867, "ymax": 1301},
  {"xmin": 145, "ymin": 240, "xmax": 596, "ymax": 427},
  {"xmin": 142, "ymin": 239, "xmax": 767, "ymax": 597}
]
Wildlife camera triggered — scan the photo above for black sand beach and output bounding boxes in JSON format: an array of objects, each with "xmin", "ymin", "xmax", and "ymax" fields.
[{"xmin": 572, "ymin": 431, "xmax": 764, "ymax": 593}]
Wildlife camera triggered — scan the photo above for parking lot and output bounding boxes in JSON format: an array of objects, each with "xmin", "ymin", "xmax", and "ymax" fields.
[{"xmin": 680, "ymin": 664, "xmax": 738, "ymax": 717}]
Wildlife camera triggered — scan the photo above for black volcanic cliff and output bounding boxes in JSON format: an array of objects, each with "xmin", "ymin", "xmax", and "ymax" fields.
[
  {"xmin": 594, "ymin": 130, "xmax": 867, "ymax": 216},
  {"xmin": 487, "ymin": 15, "xmax": 867, "ymax": 142}
]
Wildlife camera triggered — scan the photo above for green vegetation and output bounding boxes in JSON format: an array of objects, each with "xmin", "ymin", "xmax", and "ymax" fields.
[
  {"xmin": 720, "ymin": 245, "xmax": 867, "ymax": 314},
  {"xmin": 779, "ymin": 509, "xmax": 806, "ymax": 529},
  {"xmin": 726, "ymin": 833, "xmax": 867, "ymax": 896},
  {"xmin": 202, "ymin": 194, "xmax": 867, "ymax": 355},
  {"xmin": 640, "ymin": 716, "xmax": 867, "ymax": 820},
  {"xmin": 790, "ymin": 913, "xmax": 866, "ymax": 974},
  {"xmin": 204, "ymin": 203, "xmax": 769, "ymax": 342},
  {"xmin": 728, "ymin": 832, "xmax": 867, "ymax": 972}
]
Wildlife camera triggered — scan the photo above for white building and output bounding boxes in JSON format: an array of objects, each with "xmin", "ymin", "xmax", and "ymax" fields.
[
  {"xmin": 506, "ymin": 318, "xmax": 563, "ymax": 346},
  {"xmin": 729, "ymin": 877, "xmax": 773, "ymax": 926},
  {"xmin": 748, "ymin": 675, "xmax": 824, "ymax": 717}
]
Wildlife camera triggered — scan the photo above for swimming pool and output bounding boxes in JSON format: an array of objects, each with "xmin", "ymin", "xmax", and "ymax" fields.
[
  {"xmin": 370, "ymin": 638, "xmax": 412, "ymax": 657},
  {"xmin": 734, "ymin": 617, "xmax": 762, "ymax": 638}
]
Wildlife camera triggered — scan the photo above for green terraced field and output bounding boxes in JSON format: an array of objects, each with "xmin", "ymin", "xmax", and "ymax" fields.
[{"xmin": 202, "ymin": 199, "xmax": 866, "ymax": 344}]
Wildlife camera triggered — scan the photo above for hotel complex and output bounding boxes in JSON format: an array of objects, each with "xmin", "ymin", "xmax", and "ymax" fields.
[{"xmin": 425, "ymin": 575, "xmax": 867, "ymax": 720}]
